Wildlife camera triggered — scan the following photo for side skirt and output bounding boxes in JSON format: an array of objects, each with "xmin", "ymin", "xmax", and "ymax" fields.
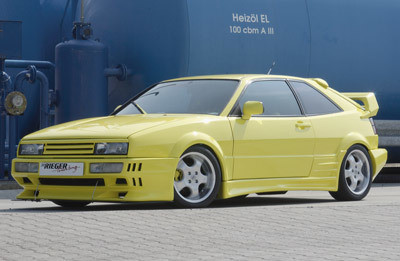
[{"xmin": 219, "ymin": 177, "xmax": 337, "ymax": 199}]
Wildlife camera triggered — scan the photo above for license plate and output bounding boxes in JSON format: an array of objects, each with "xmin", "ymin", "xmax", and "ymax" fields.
[{"xmin": 39, "ymin": 162, "xmax": 84, "ymax": 176}]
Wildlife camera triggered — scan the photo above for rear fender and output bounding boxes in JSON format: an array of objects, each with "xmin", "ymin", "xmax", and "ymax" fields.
[
  {"xmin": 338, "ymin": 132, "xmax": 382, "ymax": 178},
  {"xmin": 337, "ymin": 132, "xmax": 371, "ymax": 171}
]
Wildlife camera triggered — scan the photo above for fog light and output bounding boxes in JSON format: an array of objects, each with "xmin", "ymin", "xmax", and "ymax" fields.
[
  {"xmin": 90, "ymin": 163, "xmax": 123, "ymax": 173},
  {"xmin": 15, "ymin": 162, "xmax": 39, "ymax": 173}
]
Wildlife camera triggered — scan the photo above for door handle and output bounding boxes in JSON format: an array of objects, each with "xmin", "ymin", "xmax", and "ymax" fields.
[{"xmin": 295, "ymin": 121, "xmax": 311, "ymax": 129}]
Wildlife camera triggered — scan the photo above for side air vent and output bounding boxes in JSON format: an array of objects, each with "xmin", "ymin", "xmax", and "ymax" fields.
[
  {"xmin": 116, "ymin": 178, "xmax": 127, "ymax": 185},
  {"xmin": 126, "ymin": 163, "xmax": 143, "ymax": 172},
  {"xmin": 132, "ymin": 177, "xmax": 143, "ymax": 187}
]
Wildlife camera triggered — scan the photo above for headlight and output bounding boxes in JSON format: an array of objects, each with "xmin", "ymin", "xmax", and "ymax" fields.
[
  {"xmin": 94, "ymin": 143, "xmax": 128, "ymax": 155},
  {"xmin": 19, "ymin": 144, "xmax": 44, "ymax": 155},
  {"xmin": 15, "ymin": 162, "xmax": 39, "ymax": 173},
  {"xmin": 90, "ymin": 163, "xmax": 123, "ymax": 173}
]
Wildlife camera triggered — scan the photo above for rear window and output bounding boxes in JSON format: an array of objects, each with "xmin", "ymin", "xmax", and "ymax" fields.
[{"xmin": 290, "ymin": 81, "xmax": 341, "ymax": 115}]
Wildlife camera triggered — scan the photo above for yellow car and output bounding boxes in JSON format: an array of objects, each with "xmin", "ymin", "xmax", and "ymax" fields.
[{"xmin": 12, "ymin": 75, "xmax": 387, "ymax": 208}]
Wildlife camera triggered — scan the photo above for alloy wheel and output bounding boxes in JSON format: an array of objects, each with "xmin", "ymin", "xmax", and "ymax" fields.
[{"xmin": 174, "ymin": 152, "xmax": 216, "ymax": 204}]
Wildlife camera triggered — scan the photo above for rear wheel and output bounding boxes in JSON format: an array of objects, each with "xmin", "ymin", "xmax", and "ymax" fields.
[
  {"xmin": 330, "ymin": 145, "xmax": 372, "ymax": 201},
  {"xmin": 52, "ymin": 200, "xmax": 90, "ymax": 208},
  {"xmin": 174, "ymin": 146, "xmax": 221, "ymax": 208}
]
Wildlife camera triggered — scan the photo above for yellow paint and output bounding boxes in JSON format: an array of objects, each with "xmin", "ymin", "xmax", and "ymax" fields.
[
  {"xmin": 342, "ymin": 92, "xmax": 379, "ymax": 118},
  {"xmin": 13, "ymin": 157, "xmax": 177, "ymax": 201},
  {"xmin": 242, "ymin": 101, "xmax": 264, "ymax": 120},
  {"xmin": 310, "ymin": 78, "xmax": 329, "ymax": 88},
  {"xmin": 12, "ymin": 75, "xmax": 387, "ymax": 202},
  {"xmin": 229, "ymin": 116, "xmax": 314, "ymax": 179}
]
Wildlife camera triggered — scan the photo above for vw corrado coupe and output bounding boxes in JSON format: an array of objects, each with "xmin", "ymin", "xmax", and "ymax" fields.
[{"xmin": 12, "ymin": 75, "xmax": 387, "ymax": 208}]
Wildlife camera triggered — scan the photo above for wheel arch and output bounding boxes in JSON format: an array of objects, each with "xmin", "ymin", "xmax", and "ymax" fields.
[
  {"xmin": 337, "ymin": 132, "xmax": 371, "ymax": 166},
  {"xmin": 330, "ymin": 142, "xmax": 373, "ymax": 201},
  {"xmin": 170, "ymin": 132, "xmax": 230, "ymax": 182},
  {"xmin": 337, "ymin": 133, "xmax": 376, "ymax": 182}
]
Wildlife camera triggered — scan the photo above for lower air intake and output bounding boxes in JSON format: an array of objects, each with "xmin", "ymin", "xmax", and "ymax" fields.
[{"xmin": 39, "ymin": 178, "xmax": 105, "ymax": 186}]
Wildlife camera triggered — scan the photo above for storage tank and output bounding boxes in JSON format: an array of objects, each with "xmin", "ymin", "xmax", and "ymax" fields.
[
  {"xmin": 55, "ymin": 22, "xmax": 108, "ymax": 123},
  {"xmin": 80, "ymin": 0, "xmax": 311, "ymax": 113},
  {"xmin": 80, "ymin": 0, "xmax": 191, "ymax": 113},
  {"xmin": 79, "ymin": 0, "xmax": 400, "ymax": 162},
  {"xmin": 80, "ymin": 0, "xmax": 400, "ymax": 117}
]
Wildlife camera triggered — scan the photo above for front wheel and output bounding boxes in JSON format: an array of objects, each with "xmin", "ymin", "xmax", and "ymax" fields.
[
  {"xmin": 174, "ymin": 146, "xmax": 221, "ymax": 208},
  {"xmin": 330, "ymin": 145, "xmax": 372, "ymax": 201}
]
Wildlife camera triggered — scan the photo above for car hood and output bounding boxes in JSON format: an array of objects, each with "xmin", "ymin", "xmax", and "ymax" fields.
[{"xmin": 22, "ymin": 114, "xmax": 189, "ymax": 140}]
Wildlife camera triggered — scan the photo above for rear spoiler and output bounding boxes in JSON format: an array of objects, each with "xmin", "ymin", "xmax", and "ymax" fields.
[{"xmin": 341, "ymin": 92, "xmax": 379, "ymax": 119}]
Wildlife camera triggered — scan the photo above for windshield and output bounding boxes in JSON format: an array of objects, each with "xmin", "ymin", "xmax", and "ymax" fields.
[{"xmin": 116, "ymin": 80, "xmax": 239, "ymax": 115}]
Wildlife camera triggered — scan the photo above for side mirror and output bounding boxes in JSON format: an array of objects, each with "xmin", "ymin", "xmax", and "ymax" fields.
[
  {"xmin": 114, "ymin": 105, "xmax": 122, "ymax": 112},
  {"xmin": 242, "ymin": 101, "xmax": 264, "ymax": 120}
]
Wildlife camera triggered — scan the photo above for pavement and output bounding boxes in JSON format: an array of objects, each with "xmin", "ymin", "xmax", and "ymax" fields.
[
  {"xmin": 0, "ymin": 184, "xmax": 399, "ymax": 261},
  {"xmin": 0, "ymin": 181, "xmax": 21, "ymax": 190}
]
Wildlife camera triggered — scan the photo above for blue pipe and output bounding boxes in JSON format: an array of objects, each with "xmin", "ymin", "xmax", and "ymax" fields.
[
  {"xmin": 5, "ymin": 60, "xmax": 55, "ymax": 70},
  {"xmin": 13, "ymin": 70, "xmax": 29, "ymax": 91},
  {"xmin": 8, "ymin": 117, "xmax": 17, "ymax": 180},
  {"xmin": 104, "ymin": 64, "xmax": 130, "ymax": 81},
  {"xmin": 37, "ymin": 70, "xmax": 50, "ymax": 129},
  {"xmin": 0, "ymin": 60, "xmax": 12, "ymax": 179},
  {"xmin": 1, "ymin": 63, "xmax": 52, "ymax": 179},
  {"xmin": 0, "ymin": 109, "xmax": 5, "ymax": 179},
  {"xmin": 14, "ymin": 66, "xmax": 50, "ymax": 129}
]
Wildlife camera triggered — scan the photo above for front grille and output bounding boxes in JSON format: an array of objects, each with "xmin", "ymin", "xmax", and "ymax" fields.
[
  {"xmin": 43, "ymin": 143, "xmax": 95, "ymax": 155},
  {"xmin": 39, "ymin": 178, "xmax": 105, "ymax": 186}
]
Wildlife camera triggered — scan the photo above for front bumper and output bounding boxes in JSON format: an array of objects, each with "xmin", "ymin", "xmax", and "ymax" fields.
[{"xmin": 11, "ymin": 157, "xmax": 178, "ymax": 202}]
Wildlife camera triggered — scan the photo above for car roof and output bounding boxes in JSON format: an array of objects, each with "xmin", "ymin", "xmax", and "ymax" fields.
[{"xmin": 163, "ymin": 74, "xmax": 311, "ymax": 82}]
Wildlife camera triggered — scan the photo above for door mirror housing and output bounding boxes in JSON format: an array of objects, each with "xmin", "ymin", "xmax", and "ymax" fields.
[{"xmin": 242, "ymin": 101, "xmax": 264, "ymax": 120}]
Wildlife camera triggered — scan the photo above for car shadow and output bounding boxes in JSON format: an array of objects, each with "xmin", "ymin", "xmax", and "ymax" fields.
[
  {"xmin": 212, "ymin": 196, "xmax": 334, "ymax": 208},
  {"xmin": 2, "ymin": 195, "xmax": 335, "ymax": 213}
]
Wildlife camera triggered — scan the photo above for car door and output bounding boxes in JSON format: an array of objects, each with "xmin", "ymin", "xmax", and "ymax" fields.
[
  {"xmin": 289, "ymin": 80, "xmax": 344, "ymax": 178},
  {"xmin": 229, "ymin": 80, "xmax": 315, "ymax": 180}
]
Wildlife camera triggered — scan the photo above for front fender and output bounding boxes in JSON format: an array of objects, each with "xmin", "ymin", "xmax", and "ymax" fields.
[{"xmin": 170, "ymin": 132, "xmax": 232, "ymax": 181}]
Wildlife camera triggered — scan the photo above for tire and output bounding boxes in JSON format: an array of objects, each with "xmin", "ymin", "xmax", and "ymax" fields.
[
  {"xmin": 330, "ymin": 145, "xmax": 372, "ymax": 201},
  {"xmin": 174, "ymin": 146, "xmax": 221, "ymax": 208},
  {"xmin": 52, "ymin": 200, "xmax": 90, "ymax": 208}
]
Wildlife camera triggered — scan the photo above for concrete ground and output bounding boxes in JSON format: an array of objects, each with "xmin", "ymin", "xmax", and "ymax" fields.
[{"xmin": 0, "ymin": 184, "xmax": 399, "ymax": 260}]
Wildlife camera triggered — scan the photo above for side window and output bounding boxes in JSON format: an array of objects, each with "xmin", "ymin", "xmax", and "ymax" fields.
[
  {"xmin": 290, "ymin": 81, "xmax": 341, "ymax": 115},
  {"xmin": 238, "ymin": 81, "xmax": 302, "ymax": 116}
]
